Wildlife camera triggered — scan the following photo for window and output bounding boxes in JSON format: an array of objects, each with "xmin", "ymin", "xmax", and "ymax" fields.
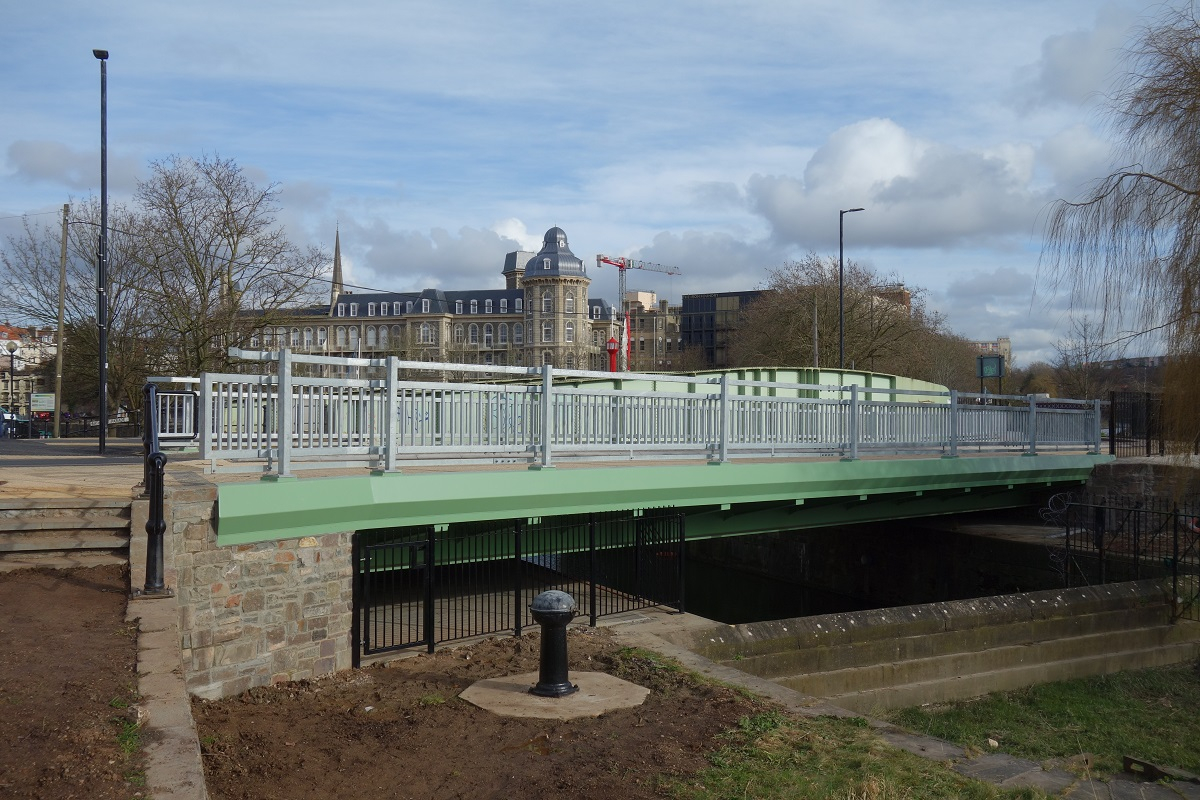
[
  {"xmin": 250, "ymin": 331, "xmax": 261, "ymax": 348},
  {"xmin": 454, "ymin": 324, "xmax": 464, "ymax": 343},
  {"xmin": 368, "ymin": 326, "xmax": 378, "ymax": 347},
  {"xmin": 303, "ymin": 327, "xmax": 314, "ymax": 347},
  {"xmin": 455, "ymin": 300, "xmax": 463, "ymax": 314},
  {"xmin": 542, "ymin": 322, "xmax": 553, "ymax": 343},
  {"xmin": 565, "ymin": 293, "xmax": 575, "ymax": 314},
  {"xmin": 337, "ymin": 303, "xmax": 346, "ymax": 317},
  {"xmin": 406, "ymin": 301, "xmax": 413, "ymax": 313},
  {"xmin": 666, "ymin": 338, "xmax": 672, "ymax": 352},
  {"xmin": 317, "ymin": 327, "xmax": 327, "ymax": 346},
  {"xmin": 290, "ymin": 328, "xmax": 300, "ymax": 347},
  {"xmin": 591, "ymin": 304, "xmax": 600, "ymax": 319},
  {"xmin": 498, "ymin": 323, "xmax": 508, "ymax": 344},
  {"xmin": 593, "ymin": 331, "xmax": 600, "ymax": 346},
  {"xmin": 392, "ymin": 325, "xmax": 402, "ymax": 343},
  {"xmin": 379, "ymin": 326, "xmax": 389, "ymax": 347},
  {"xmin": 485, "ymin": 299, "xmax": 493, "ymax": 313},
  {"xmin": 484, "ymin": 324, "xmax": 493, "ymax": 347},
  {"xmin": 543, "ymin": 258, "xmax": 551, "ymax": 270},
  {"xmin": 542, "ymin": 292, "xmax": 553, "ymax": 313},
  {"xmin": 514, "ymin": 323, "xmax": 524, "ymax": 345},
  {"xmin": 336, "ymin": 326, "xmax": 346, "ymax": 347},
  {"xmin": 565, "ymin": 322, "xmax": 574, "ymax": 343},
  {"xmin": 470, "ymin": 299, "xmax": 478, "ymax": 314},
  {"xmin": 515, "ymin": 297, "xmax": 523, "ymax": 313},
  {"xmin": 565, "ymin": 354, "xmax": 575, "ymax": 369},
  {"xmin": 368, "ymin": 303, "xmax": 376, "ymax": 317},
  {"xmin": 469, "ymin": 323, "xmax": 479, "ymax": 344},
  {"xmin": 500, "ymin": 299, "xmax": 508, "ymax": 313},
  {"xmin": 422, "ymin": 299, "xmax": 430, "ymax": 313},
  {"xmin": 420, "ymin": 323, "xmax": 434, "ymax": 344},
  {"xmin": 543, "ymin": 351, "xmax": 552, "ymax": 365},
  {"xmin": 349, "ymin": 327, "xmax": 359, "ymax": 348},
  {"xmin": 350, "ymin": 304, "xmax": 358, "ymax": 317},
  {"xmin": 639, "ymin": 338, "xmax": 645, "ymax": 352},
  {"xmin": 484, "ymin": 353, "xmax": 493, "ymax": 366}
]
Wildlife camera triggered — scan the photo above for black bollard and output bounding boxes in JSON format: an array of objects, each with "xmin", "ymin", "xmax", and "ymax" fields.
[{"xmin": 529, "ymin": 590, "xmax": 579, "ymax": 697}]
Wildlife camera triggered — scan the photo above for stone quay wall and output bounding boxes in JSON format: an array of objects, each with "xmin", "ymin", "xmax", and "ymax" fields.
[{"xmin": 142, "ymin": 471, "xmax": 354, "ymax": 700}]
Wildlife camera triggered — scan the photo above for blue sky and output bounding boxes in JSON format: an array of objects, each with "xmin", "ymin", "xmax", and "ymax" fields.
[{"xmin": 0, "ymin": 1, "xmax": 1164, "ymax": 365}]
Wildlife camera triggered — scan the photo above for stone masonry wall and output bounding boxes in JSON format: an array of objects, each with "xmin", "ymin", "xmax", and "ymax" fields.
[{"xmin": 161, "ymin": 471, "xmax": 354, "ymax": 700}]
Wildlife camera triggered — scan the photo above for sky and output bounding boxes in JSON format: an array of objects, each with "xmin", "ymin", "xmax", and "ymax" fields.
[{"xmin": 0, "ymin": 0, "xmax": 1169, "ymax": 366}]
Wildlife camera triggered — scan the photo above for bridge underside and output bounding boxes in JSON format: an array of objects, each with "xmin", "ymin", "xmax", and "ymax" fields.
[{"xmin": 216, "ymin": 454, "xmax": 1109, "ymax": 546}]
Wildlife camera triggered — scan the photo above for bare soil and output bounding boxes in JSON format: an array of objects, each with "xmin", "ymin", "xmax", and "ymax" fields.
[
  {"xmin": 0, "ymin": 565, "xmax": 143, "ymax": 799},
  {"xmin": 193, "ymin": 628, "xmax": 763, "ymax": 800}
]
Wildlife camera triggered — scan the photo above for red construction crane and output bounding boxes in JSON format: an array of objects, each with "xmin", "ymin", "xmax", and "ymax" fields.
[{"xmin": 595, "ymin": 255, "xmax": 682, "ymax": 371}]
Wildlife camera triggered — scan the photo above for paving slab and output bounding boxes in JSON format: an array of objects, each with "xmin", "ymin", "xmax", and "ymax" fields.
[
  {"xmin": 460, "ymin": 670, "xmax": 649, "ymax": 720},
  {"xmin": 953, "ymin": 752, "xmax": 1045, "ymax": 783}
]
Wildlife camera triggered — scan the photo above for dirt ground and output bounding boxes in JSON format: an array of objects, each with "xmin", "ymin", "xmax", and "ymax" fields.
[
  {"xmin": 0, "ymin": 565, "xmax": 143, "ymax": 799},
  {"xmin": 193, "ymin": 628, "xmax": 764, "ymax": 800}
]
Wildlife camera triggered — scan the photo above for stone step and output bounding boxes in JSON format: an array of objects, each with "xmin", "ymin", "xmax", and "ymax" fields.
[
  {"xmin": 0, "ymin": 551, "xmax": 128, "ymax": 573},
  {"xmin": 0, "ymin": 532, "xmax": 130, "ymax": 553},
  {"xmin": 779, "ymin": 622, "xmax": 1200, "ymax": 705},
  {"xmin": 0, "ymin": 515, "xmax": 131, "ymax": 533},
  {"xmin": 0, "ymin": 498, "xmax": 131, "ymax": 511},
  {"xmin": 728, "ymin": 604, "xmax": 1171, "ymax": 679},
  {"xmin": 823, "ymin": 639, "xmax": 1200, "ymax": 714}
]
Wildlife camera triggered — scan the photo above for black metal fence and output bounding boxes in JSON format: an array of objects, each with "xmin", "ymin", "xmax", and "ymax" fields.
[
  {"xmin": 352, "ymin": 509, "xmax": 685, "ymax": 664},
  {"xmin": 1109, "ymin": 391, "xmax": 1164, "ymax": 457},
  {"xmin": 1060, "ymin": 496, "xmax": 1199, "ymax": 621}
]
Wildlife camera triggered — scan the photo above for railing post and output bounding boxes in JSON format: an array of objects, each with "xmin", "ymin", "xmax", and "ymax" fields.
[
  {"xmin": 713, "ymin": 373, "xmax": 730, "ymax": 463},
  {"xmin": 513, "ymin": 519, "xmax": 524, "ymax": 636},
  {"xmin": 588, "ymin": 514, "xmax": 598, "ymax": 627},
  {"xmin": 676, "ymin": 513, "xmax": 687, "ymax": 615},
  {"xmin": 1108, "ymin": 391, "xmax": 1116, "ymax": 456},
  {"xmin": 425, "ymin": 524, "xmax": 436, "ymax": 654},
  {"xmin": 946, "ymin": 389, "xmax": 959, "ymax": 458},
  {"xmin": 1025, "ymin": 393, "xmax": 1038, "ymax": 456},
  {"xmin": 199, "ymin": 373, "xmax": 213, "ymax": 463},
  {"xmin": 842, "ymin": 384, "xmax": 859, "ymax": 461},
  {"xmin": 275, "ymin": 348, "xmax": 293, "ymax": 478},
  {"xmin": 138, "ymin": 381, "xmax": 170, "ymax": 598},
  {"xmin": 379, "ymin": 355, "xmax": 399, "ymax": 473},
  {"xmin": 535, "ymin": 364, "xmax": 554, "ymax": 468},
  {"xmin": 1091, "ymin": 398, "xmax": 1103, "ymax": 455}
]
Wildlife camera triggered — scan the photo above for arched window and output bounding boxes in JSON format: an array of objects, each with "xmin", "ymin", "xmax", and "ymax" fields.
[
  {"xmin": 542, "ymin": 321, "xmax": 553, "ymax": 343},
  {"xmin": 484, "ymin": 324, "xmax": 493, "ymax": 347},
  {"xmin": 498, "ymin": 323, "xmax": 508, "ymax": 344},
  {"xmin": 592, "ymin": 331, "xmax": 600, "ymax": 346},
  {"xmin": 515, "ymin": 297, "xmax": 523, "ymax": 313},
  {"xmin": 469, "ymin": 323, "xmax": 479, "ymax": 344},
  {"xmin": 317, "ymin": 327, "xmax": 327, "ymax": 346},
  {"xmin": 565, "ymin": 322, "xmax": 574, "ymax": 343},
  {"xmin": 500, "ymin": 299, "xmax": 508, "ymax": 313},
  {"xmin": 565, "ymin": 354, "xmax": 575, "ymax": 369},
  {"xmin": 543, "ymin": 350, "xmax": 553, "ymax": 365},
  {"xmin": 250, "ymin": 331, "xmax": 261, "ymax": 348},
  {"xmin": 379, "ymin": 326, "xmax": 389, "ymax": 347},
  {"xmin": 470, "ymin": 299, "xmax": 478, "ymax": 314},
  {"xmin": 565, "ymin": 293, "xmax": 575, "ymax": 314},
  {"xmin": 290, "ymin": 328, "xmax": 300, "ymax": 347},
  {"xmin": 454, "ymin": 324, "xmax": 464, "ymax": 343},
  {"xmin": 366, "ymin": 326, "xmax": 377, "ymax": 347},
  {"xmin": 336, "ymin": 326, "xmax": 346, "ymax": 347},
  {"xmin": 455, "ymin": 300, "xmax": 463, "ymax": 314},
  {"xmin": 485, "ymin": 299, "xmax": 493, "ymax": 313},
  {"xmin": 514, "ymin": 323, "xmax": 524, "ymax": 345},
  {"xmin": 303, "ymin": 327, "xmax": 314, "ymax": 347},
  {"xmin": 348, "ymin": 327, "xmax": 359, "ymax": 348},
  {"xmin": 420, "ymin": 323, "xmax": 433, "ymax": 344},
  {"xmin": 542, "ymin": 292, "xmax": 553, "ymax": 313}
]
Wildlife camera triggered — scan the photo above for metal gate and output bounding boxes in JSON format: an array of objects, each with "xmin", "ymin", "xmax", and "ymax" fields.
[
  {"xmin": 353, "ymin": 510, "xmax": 685, "ymax": 664},
  {"xmin": 1060, "ymin": 497, "xmax": 1200, "ymax": 622},
  {"xmin": 1108, "ymin": 391, "xmax": 1164, "ymax": 457}
]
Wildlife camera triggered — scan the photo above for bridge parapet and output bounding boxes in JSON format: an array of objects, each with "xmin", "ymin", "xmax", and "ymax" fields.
[{"xmin": 152, "ymin": 350, "xmax": 1103, "ymax": 476}]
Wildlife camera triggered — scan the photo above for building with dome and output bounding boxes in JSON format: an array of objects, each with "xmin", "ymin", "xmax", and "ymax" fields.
[{"xmin": 252, "ymin": 227, "xmax": 621, "ymax": 371}]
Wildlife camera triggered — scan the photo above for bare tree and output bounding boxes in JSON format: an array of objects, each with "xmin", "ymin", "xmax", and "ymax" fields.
[
  {"xmin": 1052, "ymin": 316, "xmax": 1114, "ymax": 400},
  {"xmin": 1042, "ymin": 5, "xmax": 1200, "ymax": 450}
]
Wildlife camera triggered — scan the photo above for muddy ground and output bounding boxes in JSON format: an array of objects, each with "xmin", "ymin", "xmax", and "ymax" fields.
[
  {"xmin": 0, "ymin": 565, "xmax": 143, "ymax": 799},
  {"xmin": 193, "ymin": 628, "xmax": 764, "ymax": 800}
]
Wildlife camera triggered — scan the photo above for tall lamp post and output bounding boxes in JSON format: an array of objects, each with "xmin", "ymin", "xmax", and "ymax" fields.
[
  {"xmin": 93, "ymin": 48, "xmax": 109, "ymax": 454},
  {"xmin": 838, "ymin": 207, "xmax": 864, "ymax": 371},
  {"xmin": 5, "ymin": 341, "xmax": 16, "ymax": 436}
]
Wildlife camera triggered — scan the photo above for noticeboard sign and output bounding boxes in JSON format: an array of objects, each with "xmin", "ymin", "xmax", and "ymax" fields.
[
  {"xmin": 31, "ymin": 393, "xmax": 56, "ymax": 412},
  {"xmin": 976, "ymin": 354, "xmax": 1006, "ymax": 379}
]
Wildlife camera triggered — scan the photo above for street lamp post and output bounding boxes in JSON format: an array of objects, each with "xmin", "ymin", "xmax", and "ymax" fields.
[
  {"xmin": 5, "ymin": 341, "xmax": 16, "ymax": 438},
  {"xmin": 94, "ymin": 48, "xmax": 109, "ymax": 454},
  {"xmin": 839, "ymin": 207, "xmax": 864, "ymax": 371}
]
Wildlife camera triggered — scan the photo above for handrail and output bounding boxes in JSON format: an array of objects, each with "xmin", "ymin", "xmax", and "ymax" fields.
[{"xmin": 139, "ymin": 382, "xmax": 170, "ymax": 596}]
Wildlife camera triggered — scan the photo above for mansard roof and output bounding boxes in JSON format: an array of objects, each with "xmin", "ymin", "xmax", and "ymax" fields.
[{"xmin": 523, "ymin": 226, "xmax": 586, "ymax": 278}]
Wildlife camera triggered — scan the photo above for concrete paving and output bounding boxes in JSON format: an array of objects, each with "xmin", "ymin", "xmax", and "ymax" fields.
[
  {"xmin": 460, "ymin": 670, "xmax": 650, "ymax": 720},
  {"xmin": 2, "ymin": 437, "xmax": 1196, "ymax": 798}
]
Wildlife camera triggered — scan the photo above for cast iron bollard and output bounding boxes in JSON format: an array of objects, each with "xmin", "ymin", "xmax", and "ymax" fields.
[{"xmin": 529, "ymin": 590, "xmax": 578, "ymax": 697}]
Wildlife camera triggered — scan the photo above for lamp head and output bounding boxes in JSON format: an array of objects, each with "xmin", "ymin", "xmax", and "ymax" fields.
[
  {"xmin": 841, "ymin": 207, "xmax": 865, "ymax": 215},
  {"xmin": 93, "ymin": 49, "xmax": 109, "ymax": 60},
  {"xmin": 5, "ymin": 341, "xmax": 16, "ymax": 354}
]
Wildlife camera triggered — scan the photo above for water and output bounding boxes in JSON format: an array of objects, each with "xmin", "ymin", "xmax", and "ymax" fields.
[{"xmin": 682, "ymin": 557, "xmax": 871, "ymax": 625}]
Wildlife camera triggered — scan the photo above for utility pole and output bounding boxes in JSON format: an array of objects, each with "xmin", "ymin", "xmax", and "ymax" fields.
[{"xmin": 55, "ymin": 203, "xmax": 68, "ymax": 438}]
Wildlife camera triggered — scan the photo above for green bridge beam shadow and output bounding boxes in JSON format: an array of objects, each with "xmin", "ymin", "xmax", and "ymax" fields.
[{"xmin": 215, "ymin": 454, "xmax": 1110, "ymax": 547}]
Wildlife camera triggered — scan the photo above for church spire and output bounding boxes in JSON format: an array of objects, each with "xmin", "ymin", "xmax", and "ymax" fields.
[{"xmin": 330, "ymin": 227, "xmax": 344, "ymax": 309}]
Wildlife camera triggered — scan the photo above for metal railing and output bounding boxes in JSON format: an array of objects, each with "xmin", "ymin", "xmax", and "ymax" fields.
[
  {"xmin": 151, "ymin": 349, "xmax": 1104, "ymax": 474},
  {"xmin": 138, "ymin": 383, "xmax": 171, "ymax": 597}
]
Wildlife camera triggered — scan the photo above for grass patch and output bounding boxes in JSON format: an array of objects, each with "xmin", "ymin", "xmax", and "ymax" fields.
[
  {"xmin": 418, "ymin": 693, "xmax": 446, "ymax": 707},
  {"xmin": 886, "ymin": 663, "xmax": 1200, "ymax": 776},
  {"xmin": 668, "ymin": 713, "xmax": 1043, "ymax": 799},
  {"xmin": 113, "ymin": 716, "xmax": 142, "ymax": 757}
]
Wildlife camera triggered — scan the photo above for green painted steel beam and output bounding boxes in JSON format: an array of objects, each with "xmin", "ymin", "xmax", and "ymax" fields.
[{"xmin": 216, "ymin": 454, "xmax": 1110, "ymax": 546}]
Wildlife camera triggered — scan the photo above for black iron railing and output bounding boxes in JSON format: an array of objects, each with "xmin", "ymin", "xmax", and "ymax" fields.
[
  {"xmin": 1061, "ymin": 495, "xmax": 1199, "ymax": 621},
  {"xmin": 353, "ymin": 509, "xmax": 685, "ymax": 664},
  {"xmin": 139, "ymin": 383, "xmax": 169, "ymax": 596}
]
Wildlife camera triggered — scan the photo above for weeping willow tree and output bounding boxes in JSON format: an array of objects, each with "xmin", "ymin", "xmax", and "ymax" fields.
[{"xmin": 1043, "ymin": 4, "xmax": 1200, "ymax": 456}]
